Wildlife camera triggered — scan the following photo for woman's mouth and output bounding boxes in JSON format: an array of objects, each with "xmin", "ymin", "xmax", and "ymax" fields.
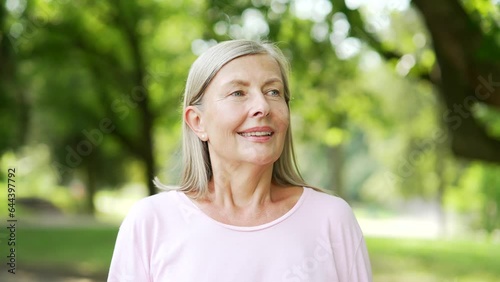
[{"xmin": 238, "ymin": 131, "xmax": 274, "ymax": 137}]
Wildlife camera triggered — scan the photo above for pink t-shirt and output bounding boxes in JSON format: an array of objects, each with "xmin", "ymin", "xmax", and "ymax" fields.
[{"xmin": 108, "ymin": 187, "xmax": 372, "ymax": 282}]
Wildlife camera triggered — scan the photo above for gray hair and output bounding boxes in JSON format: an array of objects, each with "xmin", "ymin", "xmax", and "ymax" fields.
[{"xmin": 155, "ymin": 39, "xmax": 312, "ymax": 198}]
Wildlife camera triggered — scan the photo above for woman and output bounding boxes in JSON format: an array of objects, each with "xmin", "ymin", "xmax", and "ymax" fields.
[{"xmin": 108, "ymin": 39, "xmax": 372, "ymax": 282}]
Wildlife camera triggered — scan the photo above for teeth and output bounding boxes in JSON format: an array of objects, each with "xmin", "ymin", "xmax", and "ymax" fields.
[{"xmin": 240, "ymin": 131, "xmax": 272, "ymax": 137}]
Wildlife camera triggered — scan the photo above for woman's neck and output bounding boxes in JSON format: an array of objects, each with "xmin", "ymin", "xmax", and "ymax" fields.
[{"xmin": 207, "ymin": 162, "xmax": 275, "ymax": 210}]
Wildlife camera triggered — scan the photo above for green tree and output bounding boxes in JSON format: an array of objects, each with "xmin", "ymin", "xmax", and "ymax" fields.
[{"xmin": 1, "ymin": 0, "xmax": 201, "ymax": 212}]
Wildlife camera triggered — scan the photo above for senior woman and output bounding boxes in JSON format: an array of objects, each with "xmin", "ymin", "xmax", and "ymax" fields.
[{"xmin": 108, "ymin": 39, "xmax": 372, "ymax": 282}]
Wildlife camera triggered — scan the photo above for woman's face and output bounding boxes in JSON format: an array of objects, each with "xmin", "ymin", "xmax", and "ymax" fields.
[{"xmin": 195, "ymin": 54, "xmax": 290, "ymax": 168}]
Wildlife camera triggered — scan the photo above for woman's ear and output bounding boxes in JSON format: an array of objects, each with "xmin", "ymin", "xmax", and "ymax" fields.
[{"xmin": 185, "ymin": 106, "xmax": 208, "ymax": 141}]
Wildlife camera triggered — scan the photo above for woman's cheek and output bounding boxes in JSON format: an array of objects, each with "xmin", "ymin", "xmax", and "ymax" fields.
[{"xmin": 276, "ymin": 105, "xmax": 290, "ymax": 127}]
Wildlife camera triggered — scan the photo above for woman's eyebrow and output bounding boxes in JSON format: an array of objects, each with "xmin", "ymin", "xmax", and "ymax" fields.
[
  {"xmin": 263, "ymin": 77, "xmax": 283, "ymax": 85},
  {"xmin": 221, "ymin": 77, "xmax": 283, "ymax": 88},
  {"xmin": 223, "ymin": 79, "xmax": 250, "ymax": 87}
]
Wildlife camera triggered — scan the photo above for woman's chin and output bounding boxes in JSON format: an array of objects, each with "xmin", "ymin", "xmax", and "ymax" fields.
[{"xmin": 242, "ymin": 154, "xmax": 280, "ymax": 166}]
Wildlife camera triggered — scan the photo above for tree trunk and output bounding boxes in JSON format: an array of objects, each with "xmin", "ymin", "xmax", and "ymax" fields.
[
  {"xmin": 85, "ymin": 164, "xmax": 96, "ymax": 215},
  {"xmin": 435, "ymin": 142, "xmax": 447, "ymax": 237},
  {"xmin": 143, "ymin": 141, "xmax": 157, "ymax": 196},
  {"xmin": 412, "ymin": 0, "xmax": 500, "ymax": 163},
  {"xmin": 114, "ymin": 0, "xmax": 158, "ymax": 195},
  {"xmin": 328, "ymin": 144, "xmax": 345, "ymax": 200}
]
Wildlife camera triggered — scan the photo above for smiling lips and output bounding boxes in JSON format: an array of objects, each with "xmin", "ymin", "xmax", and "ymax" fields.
[
  {"xmin": 239, "ymin": 131, "xmax": 273, "ymax": 137},
  {"xmin": 237, "ymin": 127, "xmax": 274, "ymax": 138}
]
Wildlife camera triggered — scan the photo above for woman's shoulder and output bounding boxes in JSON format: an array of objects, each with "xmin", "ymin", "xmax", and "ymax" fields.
[
  {"xmin": 304, "ymin": 187, "xmax": 355, "ymax": 217},
  {"xmin": 138, "ymin": 189, "xmax": 179, "ymax": 203},
  {"xmin": 125, "ymin": 190, "xmax": 182, "ymax": 217}
]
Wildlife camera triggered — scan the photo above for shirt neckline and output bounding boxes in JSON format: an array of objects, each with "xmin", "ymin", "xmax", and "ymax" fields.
[{"xmin": 176, "ymin": 187, "xmax": 310, "ymax": 232}]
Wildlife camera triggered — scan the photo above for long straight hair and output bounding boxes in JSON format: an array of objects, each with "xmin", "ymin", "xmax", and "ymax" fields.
[{"xmin": 155, "ymin": 39, "xmax": 316, "ymax": 198}]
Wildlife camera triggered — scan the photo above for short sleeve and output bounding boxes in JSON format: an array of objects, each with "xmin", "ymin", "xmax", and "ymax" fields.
[
  {"xmin": 107, "ymin": 200, "xmax": 153, "ymax": 282},
  {"xmin": 326, "ymin": 196, "xmax": 373, "ymax": 282},
  {"xmin": 349, "ymin": 236, "xmax": 372, "ymax": 281}
]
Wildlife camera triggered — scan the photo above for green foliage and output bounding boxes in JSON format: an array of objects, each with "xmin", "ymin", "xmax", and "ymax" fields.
[
  {"xmin": 2, "ymin": 0, "xmax": 205, "ymax": 203},
  {"xmin": 461, "ymin": 0, "xmax": 500, "ymax": 34},
  {"xmin": 446, "ymin": 162, "xmax": 500, "ymax": 234},
  {"xmin": 475, "ymin": 103, "xmax": 500, "ymax": 138}
]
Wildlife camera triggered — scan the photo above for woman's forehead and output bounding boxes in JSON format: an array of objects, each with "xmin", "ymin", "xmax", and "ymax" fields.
[{"xmin": 211, "ymin": 54, "xmax": 283, "ymax": 84}]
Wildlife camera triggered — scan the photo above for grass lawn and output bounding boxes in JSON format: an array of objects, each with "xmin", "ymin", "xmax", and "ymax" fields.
[
  {"xmin": 14, "ymin": 226, "xmax": 118, "ymax": 279},
  {"xmin": 366, "ymin": 237, "xmax": 500, "ymax": 282},
  {"xmin": 7, "ymin": 226, "xmax": 500, "ymax": 281}
]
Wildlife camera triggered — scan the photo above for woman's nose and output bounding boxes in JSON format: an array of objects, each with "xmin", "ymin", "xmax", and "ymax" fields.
[{"xmin": 250, "ymin": 92, "xmax": 271, "ymax": 117}]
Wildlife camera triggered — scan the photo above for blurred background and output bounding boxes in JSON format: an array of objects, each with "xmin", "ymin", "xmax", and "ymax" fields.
[{"xmin": 1, "ymin": 0, "xmax": 500, "ymax": 281}]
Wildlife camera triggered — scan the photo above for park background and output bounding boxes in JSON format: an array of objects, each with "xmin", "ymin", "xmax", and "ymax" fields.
[{"xmin": 1, "ymin": 0, "xmax": 500, "ymax": 281}]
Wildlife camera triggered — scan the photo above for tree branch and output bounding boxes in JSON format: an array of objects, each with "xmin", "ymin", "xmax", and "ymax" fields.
[{"xmin": 332, "ymin": 0, "xmax": 433, "ymax": 83}]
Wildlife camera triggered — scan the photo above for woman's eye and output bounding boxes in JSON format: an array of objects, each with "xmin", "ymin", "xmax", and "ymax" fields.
[
  {"xmin": 230, "ymin": 91, "xmax": 244, "ymax": 97},
  {"xmin": 267, "ymin": 89, "xmax": 280, "ymax": 96}
]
